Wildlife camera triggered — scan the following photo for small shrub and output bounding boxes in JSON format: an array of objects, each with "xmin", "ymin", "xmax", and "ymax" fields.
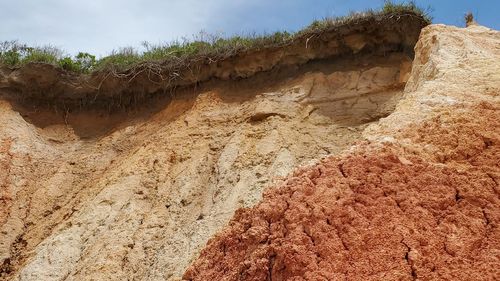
[
  {"xmin": 0, "ymin": 50, "xmax": 21, "ymax": 66},
  {"xmin": 58, "ymin": 56, "xmax": 80, "ymax": 71},
  {"xmin": 465, "ymin": 12, "xmax": 475, "ymax": 27},
  {"xmin": 94, "ymin": 47, "xmax": 141, "ymax": 70},
  {"xmin": 0, "ymin": 41, "xmax": 29, "ymax": 66},
  {"xmin": 57, "ymin": 52, "xmax": 97, "ymax": 72},
  {"xmin": 21, "ymin": 46, "xmax": 62, "ymax": 64},
  {"xmin": 75, "ymin": 52, "xmax": 96, "ymax": 72}
]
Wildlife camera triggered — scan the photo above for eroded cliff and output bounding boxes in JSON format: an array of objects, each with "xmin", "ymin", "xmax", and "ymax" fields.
[
  {"xmin": 184, "ymin": 24, "xmax": 500, "ymax": 281},
  {"xmin": 0, "ymin": 12, "xmax": 498, "ymax": 281},
  {"xmin": 0, "ymin": 14, "xmax": 423, "ymax": 281}
]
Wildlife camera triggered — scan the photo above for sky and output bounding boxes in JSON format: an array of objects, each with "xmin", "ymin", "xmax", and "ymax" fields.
[{"xmin": 0, "ymin": 0, "xmax": 498, "ymax": 57}]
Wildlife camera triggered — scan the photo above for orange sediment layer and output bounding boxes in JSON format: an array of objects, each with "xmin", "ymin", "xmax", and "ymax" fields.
[{"xmin": 184, "ymin": 101, "xmax": 499, "ymax": 280}]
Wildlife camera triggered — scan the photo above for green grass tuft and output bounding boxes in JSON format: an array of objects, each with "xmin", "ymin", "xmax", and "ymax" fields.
[{"xmin": 383, "ymin": 1, "xmax": 433, "ymax": 23}]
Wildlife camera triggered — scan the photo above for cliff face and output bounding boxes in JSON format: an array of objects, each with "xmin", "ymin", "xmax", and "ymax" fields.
[
  {"xmin": 0, "ymin": 32, "xmax": 414, "ymax": 281},
  {"xmin": 0, "ymin": 16, "xmax": 498, "ymax": 281},
  {"xmin": 184, "ymin": 24, "xmax": 500, "ymax": 280}
]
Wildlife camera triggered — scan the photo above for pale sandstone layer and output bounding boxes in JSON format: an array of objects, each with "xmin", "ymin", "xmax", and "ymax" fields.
[{"xmin": 184, "ymin": 24, "xmax": 500, "ymax": 280}]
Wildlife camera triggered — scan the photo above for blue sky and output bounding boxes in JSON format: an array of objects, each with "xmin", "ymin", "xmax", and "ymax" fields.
[{"xmin": 0, "ymin": 0, "xmax": 498, "ymax": 56}]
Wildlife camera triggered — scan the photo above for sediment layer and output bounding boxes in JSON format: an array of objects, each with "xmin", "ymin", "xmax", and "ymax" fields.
[{"xmin": 184, "ymin": 24, "xmax": 500, "ymax": 281}]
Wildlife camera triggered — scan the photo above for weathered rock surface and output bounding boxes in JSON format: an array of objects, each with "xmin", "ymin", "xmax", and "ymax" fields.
[
  {"xmin": 0, "ymin": 49, "xmax": 410, "ymax": 280},
  {"xmin": 184, "ymin": 25, "xmax": 500, "ymax": 280}
]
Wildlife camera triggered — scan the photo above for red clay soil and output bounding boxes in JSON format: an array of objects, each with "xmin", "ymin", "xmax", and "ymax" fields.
[{"xmin": 183, "ymin": 102, "xmax": 499, "ymax": 280}]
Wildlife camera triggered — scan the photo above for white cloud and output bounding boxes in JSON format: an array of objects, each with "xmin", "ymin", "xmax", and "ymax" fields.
[{"xmin": 0, "ymin": 0, "xmax": 266, "ymax": 56}]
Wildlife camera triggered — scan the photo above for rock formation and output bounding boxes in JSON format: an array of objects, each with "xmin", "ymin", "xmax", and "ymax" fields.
[{"xmin": 0, "ymin": 11, "xmax": 498, "ymax": 281}]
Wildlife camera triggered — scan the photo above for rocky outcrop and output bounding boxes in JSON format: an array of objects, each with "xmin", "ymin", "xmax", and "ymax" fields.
[{"xmin": 184, "ymin": 24, "xmax": 500, "ymax": 280}]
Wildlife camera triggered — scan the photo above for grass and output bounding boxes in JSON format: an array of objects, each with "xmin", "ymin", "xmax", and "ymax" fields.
[{"xmin": 0, "ymin": 1, "xmax": 431, "ymax": 74}]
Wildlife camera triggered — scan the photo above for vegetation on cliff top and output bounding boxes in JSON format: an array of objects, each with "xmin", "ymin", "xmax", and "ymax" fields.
[{"xmin": 0, "ymin": 1, "xmax": 431, "ymax": 74}]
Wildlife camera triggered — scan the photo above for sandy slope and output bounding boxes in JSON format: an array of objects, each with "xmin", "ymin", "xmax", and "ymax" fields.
[{"xmin": 185, "ymin": 24, "xmax": 500, "ymax": 280}]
